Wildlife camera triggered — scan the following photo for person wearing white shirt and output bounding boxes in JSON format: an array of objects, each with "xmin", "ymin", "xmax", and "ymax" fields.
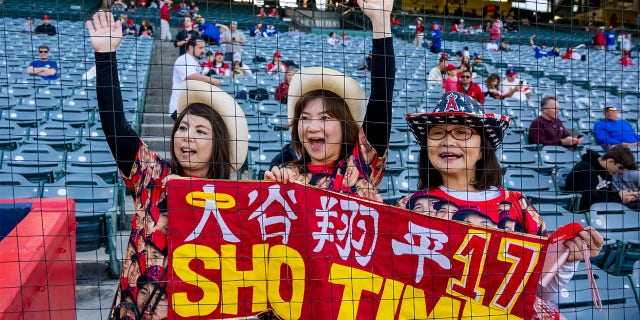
[
  {"xmin": 500, "ymin": 68, "xmax": 532, "ymax": 102},
  {"xmin": 327, "ymin": 32, "xmax": 340, "ymax": 46},
  {"xmin": 486, "ymin": 40, "xmax": 498, "ymax": 52},
  {"xmin": 169, "ymin": 37, "xmax": 222, "ymax": 118},
  {"xmin": 427, "ymin": 56, "xmax": 448, "ymax": 85}
]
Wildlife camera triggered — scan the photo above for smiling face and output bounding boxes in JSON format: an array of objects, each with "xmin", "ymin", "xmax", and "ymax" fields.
[
  {"xmin": 426, "ymin": 124, "xmax": 482, "ymax": 180},
  {"xmin": 172, "ymin": 113, "xmax": 214, "ymax": 177},
  {"xmin": 298, "ymin": 98, "xmax": 344, "ymax": 165}
]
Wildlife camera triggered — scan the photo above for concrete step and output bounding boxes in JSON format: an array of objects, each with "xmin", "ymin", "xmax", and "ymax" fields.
[
  {"xmin": 141, "ymin": 123, "xmax": 173, "ymax": 137},
  {"xmin": 142, "ymin": 111, "xmax": 174, "ymax": 125}
]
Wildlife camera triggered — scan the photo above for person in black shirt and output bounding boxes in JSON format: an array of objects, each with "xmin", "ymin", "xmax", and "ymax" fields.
[
  {"xmin": 174, "ymin": 16, "xmax": 200, "ymax": 55},
  {"xmin": 35, "ymin": 15, "xmax": 56, "ymax": 36}
]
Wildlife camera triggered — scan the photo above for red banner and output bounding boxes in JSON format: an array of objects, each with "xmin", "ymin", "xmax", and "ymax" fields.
[{"xmin": 167, "ymin": 179, "xmax": 548, "ymax": 319}]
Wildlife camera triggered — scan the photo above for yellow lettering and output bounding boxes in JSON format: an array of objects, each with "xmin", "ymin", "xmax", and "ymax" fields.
[
  {"xmin": 186, "ymin": 190, "xmax": 235, "ymax": 209},
  {"xmin": 397, "ymin": 284, "xmax": 427, "ymax": 319},
  {"xmin": 171, "ymin": 244, "xmax": 220, "ymax": 317},
  {"xmin": 267, "ymin": 245, "xmax": 305, "ymax": 319},
  {"xmin": 329, "ymin": 264, "xmax": 383, "ymax": 320},
  {"xmin": 375, "ymin": 279, "xmax": 405, "ymax": 319},
  {"xmin": 220, "ymin": 244, "xmax": 268, "ymax": 315}
]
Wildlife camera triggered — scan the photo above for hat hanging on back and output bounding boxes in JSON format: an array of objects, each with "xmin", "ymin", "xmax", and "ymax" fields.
[
  {"xmin": 505, "ymin": 68, "xmax": 517, "ymax": 76},
  {"xmin": 405, "ymin": 92, "xmax": 511, "ymax": 149}
]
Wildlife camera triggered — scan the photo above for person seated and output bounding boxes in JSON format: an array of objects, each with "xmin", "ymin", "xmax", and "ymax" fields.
[
  {"xmin": 274, "ymin": 68, "xmax": 296, "ymax": 103},
  {"xmin": 139, "ymin": 18, "xmax": 153, "ymax": 37},
  {"xmin": 340, "ymin": 32, "xmax": 352, "ymax": 46},
  {"xmin": 262, "ymin": 23, "xmax": 278, "ymax": 37},
  {"xmin": 201, "ymin": 51, "xmax": 231, "ymax": 77},
  {"xmin": 266, "ymin": 51, "xmax": 286, "ymax": 75},
  {"xmin": 486, "ymin": 40, "xmax": 498, "ymax": 51},
  {"xmin": 528, "ymin": 96, "xmax": 583, "ymax": 148},
  {"xmin": 530, "ymin": 35, "xmax": 551, "ymax": 58},
  {"xmin": 390, "ymin": 14, "xmax": 400, "ymax": 26},
  {"xmin": 256, "ymin": 7, "xmax": 267, "ymax": 17},
  {"xmin": 442, "ymin": 64, "xmax": 458, "ymax": 93},
  {"xmin": 594, "ymin": 102, "xmax": 640, "ymax": 149},
  {"xmin": 123, "ymin": 18, "xmax": 137, "ymax": 36},
  {"xmin": 112, "ymin": 0, "xmax": 127, "ymax": 11},
  {"xmin": 250, "ymin": 22, "xmax": 264, "ymax": 37},
  {"xmin": 26, "ymin": 44, "xmax": 58, "ymax": 80},
  {"xmin": 620, "ymin": 51, "xmax": 634, "ymax": 66},
  {"xmin": 35, "ymin": 15, "xmax": 56, "ymax": 36},
  {"xmin": 267, "ymin": 7, "xmax": 279, "ymax": 17},
  {"xmin": 21, "ymin": 17, "xmax": 35, "ymax": 33},
  {"xmin": 232, "ymin": 53, "xmax": 254, "ymax": 79},
  {"xmin": 562, "ymin": 44, "xmax": 585, "ymax": 60},
  {"xmin": 327, "ymin": 32, "xmax": 340, "ymax": 46},
  {"xmin": 199, "ymin": 18, "xmax": 220, "ymax": 44},
  {"xmin": 566, "ymin": 146, "xmax": 639, "ymax": 212},
  {"xmin": 455, "ymin": 70, "xmax": 484, "ymax": 104}
]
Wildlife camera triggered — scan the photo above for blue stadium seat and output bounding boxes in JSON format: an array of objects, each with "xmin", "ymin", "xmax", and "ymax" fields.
[
  {"xmin": 0, "ymin": 120, "xmax": 27, "ymax": 150},
  {"xmin": 0, "ymin": 173, "xmax": 41, "ymax": 199},
  {"xmin": 588, "ymin": 203, "xmax": 640, "ymax": 244},
  {"xmin": 28, "ymin": 122, "xmax": 82, "ymax": 151},
  {"xmin": 540, "ymin": 145, "xmax": 583, "ymax": 169},
  {"xmin": 0, "ymin": 143, "xmax": 65, "ymax": 183}
]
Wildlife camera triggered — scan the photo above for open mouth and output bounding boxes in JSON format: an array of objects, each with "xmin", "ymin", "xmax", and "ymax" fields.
[
  {"xmin": 180, "ymin": 147, "xmax": 195, "ymax": 158},
  {"xmin": 307, "ymin": 138, "xmax": 325, "ymax": 149},
  {"xmin": 439, "ymin": 152, "xmax": 462, "ymax": 159}
]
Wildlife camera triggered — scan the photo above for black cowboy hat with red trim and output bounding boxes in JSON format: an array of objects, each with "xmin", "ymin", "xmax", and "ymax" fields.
[{"xmin": 405, "ymin": 92, "xmax": 511, "ymax": 149}]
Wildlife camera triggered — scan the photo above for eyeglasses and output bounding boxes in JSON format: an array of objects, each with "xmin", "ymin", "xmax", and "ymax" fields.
[
  {"xmin": 39, "ymin": 50, "xmax": 48, "ymax": 53},
  {"xmin": 460, "ymin": 75, "xmax": 471, "ymax": 79},
  {"xmin": 428, "ymin": 127, "xmax": 478, "ymax": 140}
]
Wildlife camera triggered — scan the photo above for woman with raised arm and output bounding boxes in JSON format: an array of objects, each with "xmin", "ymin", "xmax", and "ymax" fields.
[
  {"xmin": 86, "ymin": 11, "xmax": 248, "ymax": 319},
  {"xmin": 264, "ymin": 0, "xmax": 395, "ymax": 201}
]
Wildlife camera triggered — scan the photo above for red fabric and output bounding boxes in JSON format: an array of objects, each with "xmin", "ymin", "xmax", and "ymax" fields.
[
  {"xmin": 160, "ymin": 3, "xmax": 170, "ymax": 21},
  {"xmin": 442, "ymin": 77, "xmax": 458, "ymax": 92},
  {"xmin": 415, "ymin": 22, "xmax": 424, "ymax": 34},
  {"xmin": 274, "ymin": 81, "xmax": 289, "ymax": 102},
  {"xmin": 390, "ymin": 17, "xmax": 400, "ymax": 26},
  {"xmin": 166, "ymin": 179, "xmax": 548, "ymax": 319},
  {"xmin": 562, "ymin": 48, "xmax": 573, "ymax": 59},
  {"xmin": 456, "ymin": 83, "xmax": 485, "ymax": 105},
  {"xmin": 593, "ymin": 32, "xmax": 605, "ymax": 46},
  {"xmin": 620, "ymin": 57, "xmax": 634, "ymax": 66},
  {"xmin": 489, "ymin": 25, "xmax": 501, "ymax": 41},
  {"xmin": 450, "ymin": 22, "xmax": 459, "ymax": 33}
]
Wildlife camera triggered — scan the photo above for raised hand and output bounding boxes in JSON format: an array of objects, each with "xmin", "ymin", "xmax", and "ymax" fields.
[
  {"xmin": 357, "ymin": 0, "xmax": 394, "ymax": 38},
  {"xmin": 86, "ymin": 11, "xmax": 123, "ymax": 53}
]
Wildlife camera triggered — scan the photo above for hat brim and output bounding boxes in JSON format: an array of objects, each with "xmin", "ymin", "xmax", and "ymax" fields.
[
  {"xmin": 405, "ymin": 112, "xmax": 511, "ymax": 149},
  {"xmin": 176, "ymin": 80, "xmax": 248, "ymax": 173},
  {"xmin": 287, "ymin": 67, "xmax": 366, "ymax": 127}
]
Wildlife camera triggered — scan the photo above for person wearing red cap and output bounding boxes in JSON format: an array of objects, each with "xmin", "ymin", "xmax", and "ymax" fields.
[
  {"xmin": 267, "ymin": 51, "xmax": 287, "ymax": 75},
  {"xmin": 340, "ymin": 32, "xmax": 352, "ymax": 46},
  {"xmin": 442, "ymin": 63, "xmax": 458, "ymax": 93},
  {"xmin": 35, "ymin": 14, "xmax": 56, "ymax": 36},
  {"xmin": 123, "ymin": 18, "xmax": 137, "ymax": 36},
  {"xmin": 202, "ymin": 51, "xmax": 230, "ymax": 77},
  {"xmin": 501, "ymin": 68, "xmax": 531, "ymax": 102}
]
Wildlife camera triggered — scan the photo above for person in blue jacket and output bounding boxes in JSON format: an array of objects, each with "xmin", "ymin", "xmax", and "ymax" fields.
[
  {"xmin": 594, "ymin": 102, "xmax": 640, "ymax": 149},
  {"xmin": 605, "ymin": 27, "xmax": 617, "ymax": 51},
  {"xmin": 198, "ymin": 17, "xmax": 220, "ymax": 44},
  {"xmin": 429, "ymin": 21, "xmax": 442, "ymax": 53}
]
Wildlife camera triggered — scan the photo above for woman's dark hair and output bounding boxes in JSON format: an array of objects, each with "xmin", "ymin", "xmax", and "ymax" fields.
[
  {"xmin": 497, "ymin": 218, "xmax": 525, "ymax": 233},
  {"xmin": 289, "ymin": 90, "xmax": 359, "ymax": 168},
  {"xmin": 485, "ymin": 73, "xmax": 501, "ymax": 89},
  {"xmin": 170, "ymin": 103, "xmax": 231, "ymax": 179},
  {"xmin": 417, "ymin": 128, "xmax": 502, "ymax": 190}
]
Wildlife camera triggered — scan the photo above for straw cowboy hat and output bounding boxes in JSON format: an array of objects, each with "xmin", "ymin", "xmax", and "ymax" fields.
[
  {"xmin": 176, "ymin": 80, "xmax": 248, "ymax": 172},
  {"xmin": 287, "ymin": 67, "xmax": 366, "ymax": 127},
  {"xmin": 406, "ymin": 92, "xmax": 511, "ymax": 149}
]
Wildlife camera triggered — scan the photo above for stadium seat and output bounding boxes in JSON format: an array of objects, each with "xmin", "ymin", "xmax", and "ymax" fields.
[
  {"xmin": 587, "ymin": 203, "xmax": 640, "ymax": 244},
  {"xmin": 503, "ymin": 168, "xmax": 580, "ymax": 210},
  {"xmin": 28, "ymin": 122, "xmax": 82, "ymax": 151},
  {"xmin": 0, "ymin": 173, "xmax": 41, "ymax": 199},
  {"xmin": 0, "ymin": 120, "xmax": 27, "ymax": 150},
  {"xmin": 0, "ymin": 143, "xmax": 65, "ymax": 183},
  {"xmin": 498, "ymin": 148, "xmax": 554, "ymax": 172},
  {"xmin": 540, "ymin": 145, "xmax": 583, "ymax": 169}
]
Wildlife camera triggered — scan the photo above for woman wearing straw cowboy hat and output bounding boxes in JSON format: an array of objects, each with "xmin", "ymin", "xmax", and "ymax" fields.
[
  {"xmin": 264, "ymin": 0, "xmax": 395, "ymax": 201},
  {"xmin": 87, "ymin": 11, "xmax": 248, "ymax": 319},
  {"xmin": 403, "ymin": 92, "xmax": 604, "ymax": 317}
]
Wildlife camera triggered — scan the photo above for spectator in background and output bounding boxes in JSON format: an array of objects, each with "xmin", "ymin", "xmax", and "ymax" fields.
[
  {"xmin": 499, "ymin": 39, "xmax": 510, "ymax": 51},
  {"xmin": 501, "ymin": 68, "xmax": 531, "ymax": 101},
  {"xmin": 112, "ymin": 0, "xmax": 127, "ymax": 11},
  {"xmin": 606, "ymin": 27, "xmax": 616, "ymax": 51},
  {"xmin": 220, "ymin": 21, "xmax": 246, "ymax": 63},
  {"xmin": 201, "ymin": 51, "xmax": 231, "ymax": 77},
  {"xmin": 340, "ymin": 32, "xmax": 352, "ymax": 46},
  {"xmin": 472, "ymin": 53, "xmax": 483, "ymax": 66},
  {"xmin": 20, "ymin": 17, "xmax": 35, "ymax": 33},
  {"xmin": 160, "ymin": 0, "xmax": 172, "ymax": 41},
  {"xmin": 456, "ymin": 70, "xmax": 484, "ymax": 104},
  {"xmin": 149, "ymin": 0, "xmax": 158, "ymax": 8},
  {"xmin": 621, "ymin": 33, "xmax": 632, "ymax": 55},
  {"xmin": 267, "ymin": 51, "xmax": 286, "ymax": 75},
  {"xmin": 469, "ymin": 23, "xmax": 483, "ymax": 34},
  {"xmin": 390, "ymin": 14, "xmax": 400, "ymax": 26},
  {"xmin": 442, "ymin": 64, "xmax": 458, "ymax": 93},
  {"xmin": 356, "ymin": 50, "xmax": 372, "ymax": 72},
  {"xmin": 327, "ymin": 32, "xmax": 340, "ymax": 46},
  {"xmin": 530, "ymin": 35, "xmax": 551, "ymax": 59},
  {"xmin": 275, "ymin": 68, "xmax": 296, "ymax": 103},
  {"xmin": 127, "ymin": 0, "xmax": 137, "ymax": 12},
  {"xmin": 256, "ymin": 7, "xmax": 267, "ymax": 17},
  {"xmin": 593, "ymin": 26, "xmax": 606, "ymax": 50},
  {"xmin": 565, "ymin": 146, "xmax": 638, "ymax": 212},
  {"xmin": 528, "ymin": 95, "xmax": 582, "ymax": 147},
  {"xmin": 413, "ymin": 17, "xmax": 424, "ymax": 47},
  {"xmin": 450, "ymin": 19, "xmax": 461, "ymax": 33},
  {"xmin": 486, "ymin": 39, "xmax": 498, "ymax": 52},
  {"xmin": 177, "ymin": 2, "xmax": 189, "ymax": 17},
  {"xmin": 562, "ymin": 44, "xmax": 585, "ymax": 60},
  {"xmin": 139, "ymin": 18, "xmax": 153, "ymax": 37},
  {"xmin": 619, "ymin": 51, "xmax": 634, "ymax": 66},
  {"xmin": 429, "ymin": 21, "xmax": 442, "ymax": 53},
  {"xmin": 26, "ymin": 44, "xmax": 58, "ymax": 80},
  {"xmin": 489, "ymin": 19, "xmax": 501, "ymax": 45},
  {"xmin": 262, "ymin": 22, "xmax": 278, "ymax": 37},
  {"xmin": 232, "ymin": 52, "xmax": 254, "ymax": 79},
  {"xmin": 482, "ymin": 73, "xmax": 514, "ymax": 100},
  {"xmin": 35, "ymin": 15, "xmax": 56, "ymax": 36},
  {"xmin": 458, "ymin": 56, "xmax": 472, "ymax": 74},
  {"xmin": 267, "ymin": 7, "xmax": 279, "ymax": 17},
  {"xmin": 174, "ymin": 16, "xmax": 199, "ymax": 56},
  {"xmin": 123, "ymin": 18, "xmax": 137, "ymax": 36},
  {"xmin": 199, "ymin": 18, "xmax": 220, "ymax": 44},
  {"xmin": 169, "ymin": 37, "xmax": 222, "ymax": 119},
  {"xmin": 594, "ymin": 102, "xmax": 640, "ymax": 148},
  {"xmin": 427, "ymin": 55, "xmax": 448, "ymax": 85},
  {"xmin": 250, "ymin": 22, "xmax": 264, "ymax": 37}
]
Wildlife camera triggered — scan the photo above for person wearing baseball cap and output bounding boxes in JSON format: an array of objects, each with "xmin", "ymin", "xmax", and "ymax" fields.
[
  {"xmin": 221, "ymin": 20, "xmax": 246, "ymax": 62},
  {"xmin": 501, "ymin": 67, "xmax": 531, "ymax": 102},
  {"xmin": 202, "ymin": 50, "xmax": 231, "ymax": 77},
  {"xmin": 267, "ymin": 51, "xmax": 286, "ymax": 75},
  {"xmin": 429, "ymin": 19, "xmax": 443, "ymax": 53},
  {"xmin": 594, "ymin": 102, "xmax": 640, "ymax": 149},
  {"xmin": 87, "ymin": 11, "xmax": 248, "ymax": 320},
  {"xmin": 427, "ymin": 55, "xmax": 449, "ymax": 84},
  {"xmin": 35, "ymin": 14, "xmax": 56, "ymax": 36},
  {"xmin": 264, "ymin": 0, "xmax": 395, "ymax": 202},
  {"xmin": 442, "ymin": 63, "xmax": 458, "ymax": 93},
  {"xmin": 413, "ymin": 17, "xmax": 424, "ymax": 47},
  {"xmin": 403, "ymin": 92, "xmax": 604, "ymax": 306}
]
